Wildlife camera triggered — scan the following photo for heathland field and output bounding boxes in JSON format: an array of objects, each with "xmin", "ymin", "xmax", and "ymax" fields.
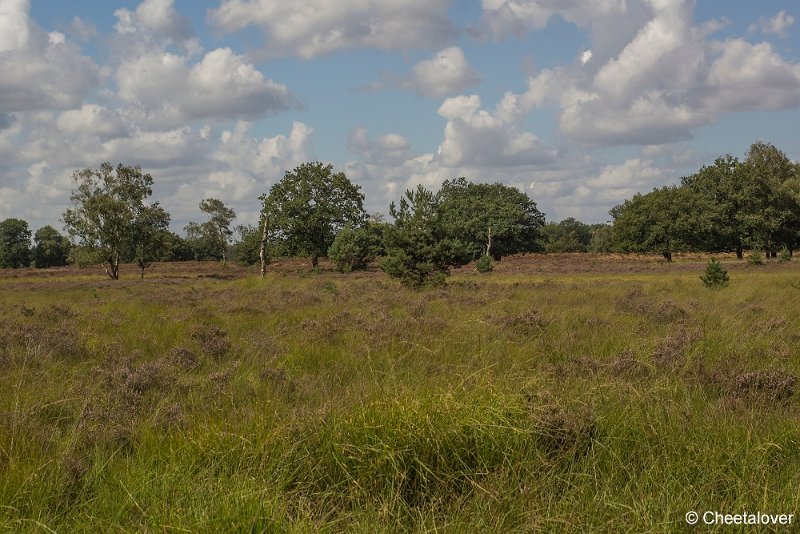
[{"xmin": 2, "ymin": 254, "xmax": 800, "ymax": 532}]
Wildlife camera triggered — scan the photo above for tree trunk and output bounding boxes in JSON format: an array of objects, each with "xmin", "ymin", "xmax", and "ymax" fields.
[
  {"xmin": 662, "ymin": 251, "xmax": 672, "ymax": 262},
  {"xmin": 485, "ymin": 226, "xmax": 493, "ymax": 258},
  {"xmin": 103, "ymin": 254, "xmax": 120, "ymax": 279},
  {"xmin": 260, "ymin": 213, "xmax": 269, "ymax": 278},
  {"xmin": 735, "ymin": 247, "xmax": 743, "ymax": 260}
]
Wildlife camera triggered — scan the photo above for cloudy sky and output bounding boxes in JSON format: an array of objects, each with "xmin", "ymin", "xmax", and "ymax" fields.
[{"xmin": 2, "ymin": 0, "xmax": 800, "ymax": 232}]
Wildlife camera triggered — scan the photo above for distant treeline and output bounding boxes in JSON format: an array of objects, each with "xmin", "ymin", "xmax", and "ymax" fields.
[{"xmin": 1, "ymin": 142, "xmax": 797, "ymax": 281}]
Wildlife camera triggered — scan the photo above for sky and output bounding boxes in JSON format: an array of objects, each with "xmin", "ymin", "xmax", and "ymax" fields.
[{"xmin": 2, "ymin": 0, "xmax": 800, "ymax": 233}]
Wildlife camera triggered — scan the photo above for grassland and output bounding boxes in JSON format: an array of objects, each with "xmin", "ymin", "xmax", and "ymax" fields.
[{"xmin": 1, "ymin": 255, "xmax": 800, "ymax": 532}]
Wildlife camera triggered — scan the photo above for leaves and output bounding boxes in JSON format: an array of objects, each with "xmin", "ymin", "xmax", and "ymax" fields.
[{"xmin": 263, "ymin": 162, "xmax": 365, "ymax": 266}]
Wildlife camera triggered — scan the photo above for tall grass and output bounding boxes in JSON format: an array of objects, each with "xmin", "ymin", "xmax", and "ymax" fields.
[{"xmin": 1, "ymin": 260, "xmax": 800, "ymax": 531}]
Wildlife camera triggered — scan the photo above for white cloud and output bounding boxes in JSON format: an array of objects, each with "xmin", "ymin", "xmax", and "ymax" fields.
[
  {"xmin": 114, "ymin": 0, "xmax": 191, "ymax": 41},
  {"xmin": 0, "ymin": 0, "xmax": 99, "ymax": 114},
  {"xmin": 57, "ymin": 105, "xmax": 128, "ymax": 139},
  {"xmin": 209, "ymin": 0, "xmax": 456, "ymax": 59},
  {"xmin": 349, "ymin": 127, "xmax": 414, "ymax": 165},
  {"xmin": 749, "ymin": 10, "xmax": 795, "ymax": 38},
  {"xmin": 436, "ymin": 94, "xmax": 557, "ymax": 167},
  {"xmin": 485, "ymin": 0, "xmax": 800, "ymax": 145},
  {"xmin": 400, "ymin": 47, "xmax": 482, "ymax": 98},
  {"xmin": 116, "ymin": 47, "xmax": 296, "ymax": 128}
]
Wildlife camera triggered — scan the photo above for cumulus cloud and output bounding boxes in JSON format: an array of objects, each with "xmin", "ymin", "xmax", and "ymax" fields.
[
  {"xmin": 399, "ymin": 47, "xmax": 482, "ymax": 98},
  {"xmin": 349, "ymin": 127, "xmax": 414, "ymax": 165},
  {"xmin": 0, "ymin": 0, "xmax": 99, "ymax": 114},
  {"xmin": 117, "ymin": 47, "xmax": 297, "ymax": 128},
  {"xmin": 209, "ymin": 0, "xmax": 456, "ymax": 59},
  {"xmin": 749, "ymin": 10, "xmax": 795, "ymax": 38},
  {"xmin": 483, "ymin": 0, "xmax": 800, "ymax": 145},
  {"xmin": 436, "ymin": 94, "xmax": 557, "ymax": 167},
  {"xmin": 114, "ymin": 0, "xmax": 191, "ymax": 41}
]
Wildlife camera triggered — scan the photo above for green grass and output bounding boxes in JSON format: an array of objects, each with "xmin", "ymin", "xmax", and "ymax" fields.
[{"xmin": 2, "ymin": 260, "xmax": 800, "ymax": 532}]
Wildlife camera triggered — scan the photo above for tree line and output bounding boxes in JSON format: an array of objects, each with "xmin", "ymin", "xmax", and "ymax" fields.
[{"xmin": 0, "ymin": 142, "xmax": 797, "ymax": 284}]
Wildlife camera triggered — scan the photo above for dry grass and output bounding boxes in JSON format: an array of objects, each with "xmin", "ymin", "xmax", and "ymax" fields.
[{"xmin": 2, "ymin": 253, "xmax": 800, "ymax": 532}]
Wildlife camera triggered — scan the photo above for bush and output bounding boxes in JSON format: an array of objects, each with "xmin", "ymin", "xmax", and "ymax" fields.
[
  {"xmin": 475, "ymin": 254, "xmax": 493, "ymax": 273},
  {"xmin": 748, "ymin": 250, "xmax": 764, "ymax": 265},
  {"xmin": 382, "ymin": 186, "xmax": 468, "ymax": 288},
  {"xmin": 700, "ymin": 258, "xmax": 729, "ymax": 288},
  {"xmin": 328, "ymin": 223, "xmax": 378, "ymax": 272},
  {"xmin": 779, "ymin": 247, "xmax": 792, "ymax": 262}
]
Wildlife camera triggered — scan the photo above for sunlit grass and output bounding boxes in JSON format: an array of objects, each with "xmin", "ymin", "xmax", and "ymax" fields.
[{"xmin": 1, "ymin": 256, "xmax": 800, "ymax": 531}]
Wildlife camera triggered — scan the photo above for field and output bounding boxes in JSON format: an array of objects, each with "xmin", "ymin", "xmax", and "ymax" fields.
[{"xmin": 1, "ymin": 254, "xmax": 800, "ymax": 532}]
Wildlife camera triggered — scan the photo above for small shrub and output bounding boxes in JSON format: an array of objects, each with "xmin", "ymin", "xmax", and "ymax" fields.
[
  {"xmin": 748, "ymin": 250, "xmax": 764, "ymax": 265},
  {"xmin": 700, "ymin": 258, "xmax": 729, "ymax": 288},
  {"xmin": 328, "ymin": 223, "xmax": 377, "ymax": 272},
  {"xmin": 475, "ymin": 254, "xmax": 493, "ymax": 273},
  {"xmin": 190, "ymin": 324, "xmax": 231, "ymax": 359},
  {"xmin": 779, "ymin": 247, "xmax": 792, "ymax": 262}
]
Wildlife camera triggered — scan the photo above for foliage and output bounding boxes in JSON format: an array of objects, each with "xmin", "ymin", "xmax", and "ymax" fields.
[
  {"xmin": 263, "ymin": 162, "xmax": 366, "ymax": 268},
  {"xmin": 184, "ymin": 198, "xmax": 236, "ymax": 264},
  {"xmin": 610, "ymin": 185, "xmax": 703, "ymax": 261},
  {"xmin": 131, "ymin": 204, "xmax": 171, "ymax": 278},
  {"xmin": 328, "ymin": 223, "xmax": 381, "ymax": 272},
  {"xmin": 32, "ymin": 225, "xmax": 70, "ymax": 268},
  {"xmin": 0, "ymin": 218, "xmax": 32, "ymax": 268},
  {"xmin": 62, "ymin": 162, "xmax": 159, "ymax": 279},
  {"xmin": 541, "ymin": 218, "xmax": 593, "ymax": 253},
  {"xmin": 748, "ymin": 250, "xmax": 764, "ymax": 266},
  {"xmin": 230, "ymin": 224, "xmax": 261, "ymax": 266},
  {"xmin": 588, "ymin": 224, "xmax": 615, "ymax": 253},
  {"xmin": 381, "ymin": 185, "xmax": 467, "ymax": 287},
  {"xmin": 779, "ymin": 247, "xmax": 792, "ymax": 262},
  {"xmin": 438, "ymin": 177, "xmax": 545, "ymax": 260},
  {"xmin": 700, "ymin": 258, "xmax": 729, "ymax": 288},
  {"xmin": 475, "ymin": 254, "xmax": 493, "ymax": 273},
  {"xmin": 157, "ymin": 232, "xmax": 194, "ymax": 262}
]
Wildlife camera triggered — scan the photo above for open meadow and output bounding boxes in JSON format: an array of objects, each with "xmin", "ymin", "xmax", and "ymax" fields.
[{"xmin": 2, "ymin": 254, "xmax": 800, "ymax": 532}]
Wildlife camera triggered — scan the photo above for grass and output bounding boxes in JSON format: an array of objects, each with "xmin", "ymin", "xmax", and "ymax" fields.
[{"xmin": 1, "ymin": 256, "xmax": 800, "ymax": 532}]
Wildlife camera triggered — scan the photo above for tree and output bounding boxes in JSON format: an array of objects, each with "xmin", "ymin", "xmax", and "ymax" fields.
[
  {"xmin": 540, "ymin": 218, "xmax": 593, "ymax": 253},
  {"xmin": 437, "ymin": 177, "xmax": 545, "ymax": 260},
  {"xmin": 184, "ymin": 199, "xmax": 236, "ymax": 263},
  {"xmin": 130, "ymin": 204, "xmax": 170, "ymax": 278},
  {"xmin": 588, "ymin": 224, "xmax": 614, "ymax": 253},
  {"xmin": 739, "ymin": 142, "xmax": 800, "ymax": 256},
  {"xmin": 63, "ymin": 163, "xmax": 157, "ymax": 279},
  {"xmin": 382, "ymin": 185, "xmax": 467, "ymax": 287},
  {"xmin": 610, "ymin": 186, "xmax": 700, "ymax": 261},
  {"xmin": 230, "ymin": 224, "xmax": 261, "ymax": 266},
  {"xmin": 680, "ymin": 156, "xmax": 747, "ymax": 257},
  {"xmin": 32, "ymin": 225, "xmax": 70, "ymax": 268},
  {"xmin": 262, "ymin": 162, "xmax": 366, "ymax": 268},
  {"xmin": 0, "ymin": 218, "xmax": 32, "ymax": 268}
]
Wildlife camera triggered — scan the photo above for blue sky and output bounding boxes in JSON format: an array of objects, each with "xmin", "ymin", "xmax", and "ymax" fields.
[{"xmin": 3, "ymin": 0, "xmax": 800, "ymax": 232}]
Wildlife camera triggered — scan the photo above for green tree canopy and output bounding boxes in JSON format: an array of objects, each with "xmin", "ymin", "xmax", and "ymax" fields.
[
  {"xmin": 541, "ymin": 218, "xmax": 592, "ymax": 253},
  {"xmin": 130, "ymin": 203, "xmax": 171, "ymax": 278},
  {"xmin": 32, "ymin": 225, "xmax": 70, "ymax": 268},
  {"xmin": 437, "ymin": 177, "xmax": 545, "ymax": 260},
  {"xmin": 184, "ymin": 198, "xmax": 236, "ymax": 263},
  {"xmin": 610, "ymin": 185, "xmax": 703, "ymax": 261},
  {"xmin": 0, "ymin": 218, "xmax": 32, "ymax": 268},
  {"xmin": 262, "ymin": 162, "xmax": 366, "ymax": 268},
  {"xmin": 382, "ymin": 185, "xmax": 467, "ymax": 287},
  {"xmin": 63, "ymin": 162, "xmax": 158, "ymax": 279}
]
